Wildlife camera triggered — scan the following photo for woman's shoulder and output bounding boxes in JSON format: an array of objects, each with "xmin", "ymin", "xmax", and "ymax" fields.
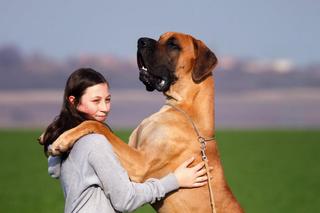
[
  {"xmin": 78, "ymin": 133, "xmax": 107, "ymax": 142},
  {"xmin": 74, "ymin": 133, "xmax": 112, "ymax": 151}
]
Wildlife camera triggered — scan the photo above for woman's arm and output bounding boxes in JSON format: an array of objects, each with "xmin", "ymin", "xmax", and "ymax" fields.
[
  {"xmin": 87, "ymin": 134, "xmax": 206, "ymax": 212},
  {"xmin": 87, "ymin": 134, "xmax": 177, "ymax": 212}
]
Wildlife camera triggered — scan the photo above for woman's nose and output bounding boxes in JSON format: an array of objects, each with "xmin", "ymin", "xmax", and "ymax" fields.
[{"xmin": 100, "ymin": 101, "xmax": 109, "ymax": 112}]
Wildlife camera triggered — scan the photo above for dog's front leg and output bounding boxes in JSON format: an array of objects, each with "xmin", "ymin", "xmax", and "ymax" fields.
[
  {"xmin": 49, "ymin": 120, "xmax": 106, "ymax": 155},
  {"xmin": 49, "ymin": 120, "xmax": 148, "ymax": 182}
]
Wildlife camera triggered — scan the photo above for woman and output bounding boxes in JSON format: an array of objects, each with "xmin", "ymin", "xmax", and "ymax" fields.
[{"xmin": 42, "ymin": 68, "xmax": 208, "ymax": 213}]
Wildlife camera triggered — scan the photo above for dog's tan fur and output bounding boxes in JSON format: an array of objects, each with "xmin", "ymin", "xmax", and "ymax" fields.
[{"xmin": 47, "ymin": 32, "xmax": 243, "ymax": 212}]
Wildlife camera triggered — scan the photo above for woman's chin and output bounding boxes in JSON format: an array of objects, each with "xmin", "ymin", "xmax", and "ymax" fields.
[{"xmin": 95, "ymin": 116, "xmax": 107, "ymax": 122}]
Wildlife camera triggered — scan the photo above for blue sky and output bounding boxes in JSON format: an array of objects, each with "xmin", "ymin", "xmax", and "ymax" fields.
[{"xmin": 0, "ymin": 0, "xmax": 319, "ymax": 65}]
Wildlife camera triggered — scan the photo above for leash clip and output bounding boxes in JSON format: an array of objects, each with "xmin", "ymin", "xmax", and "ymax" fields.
[
  {"xmin": 201, "ymin": 150, "xmax": 208, "ymax": 160},
  {"xmin": 198, "ymin": 136, "xmax": 206, "ymax": 145},
  {"xmin": 199, "ymin": 137, "xmax": 206, "ymax": 150},
  {"xmin": 199, "ymin": 137, "xmax": 207, "ymax": 160}
]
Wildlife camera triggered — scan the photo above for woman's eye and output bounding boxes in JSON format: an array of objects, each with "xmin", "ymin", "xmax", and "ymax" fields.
[{"xmin": 105, "ymin": 98, "xmax": 111, "ymax": 103}]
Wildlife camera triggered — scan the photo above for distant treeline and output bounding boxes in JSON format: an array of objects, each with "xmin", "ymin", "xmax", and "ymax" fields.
[{"xmin": 1, "ymin": 45, "xmax": 319, "ymax": 92}]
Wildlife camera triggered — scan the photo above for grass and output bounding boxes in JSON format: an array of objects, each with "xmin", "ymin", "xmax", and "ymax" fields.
[{"xmin": 0, "ymin": 129, "xmax": 319, "ymax": 212}]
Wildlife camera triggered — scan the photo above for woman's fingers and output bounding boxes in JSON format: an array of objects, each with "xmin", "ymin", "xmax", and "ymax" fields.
[
  {"xmin": 192, "ymin": 161, "xmax": 205, "ymax": 171},
  {"xmin": 179, "ymin": 156, "xmax": 195, "ymax": 168},
  {"xmin": 196, "ymin": 176, "xmax": 208, "ymax": 182},
  {"xmin": 193, "ymin": 181, "xmax": 207, "ymax": 187},
  {"xmin": 192, "ymin": 175, "xmax": 209, "ymax": 188},
  {"xmin": 196, "ymin": 168, "xmax": 207, "ymax": 177}
]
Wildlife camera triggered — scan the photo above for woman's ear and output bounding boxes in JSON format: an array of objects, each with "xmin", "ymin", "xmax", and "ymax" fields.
[{"xmin": 68, "ymin": 96, "xmax": 76, "ymax": 105}]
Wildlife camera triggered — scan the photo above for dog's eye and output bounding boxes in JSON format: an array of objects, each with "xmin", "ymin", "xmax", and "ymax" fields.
[{"xmin": 167, "ymin": 38, "xmax": 180, "ymax": 50}]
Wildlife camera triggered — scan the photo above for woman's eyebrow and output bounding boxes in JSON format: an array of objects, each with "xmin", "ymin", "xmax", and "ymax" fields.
[
  {"xmin": 91, "ymin": 94, "xmax": 111, "ymax": 99},
  {"xmin": 90, "ymin": 96, "xmax": 103, "ymax": 100}
]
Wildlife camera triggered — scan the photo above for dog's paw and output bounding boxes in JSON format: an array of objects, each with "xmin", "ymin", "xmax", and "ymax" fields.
[
  {"xmin": 50, "ymin": 131, "xmax": 74, "ymax": 155},
  {"xmin": 48, "ymin": 144, "xmax": 62, "ymax": 156},
  {"xmin": 37, "ymin": 132, "xmax": 45, "ymax": 145}
]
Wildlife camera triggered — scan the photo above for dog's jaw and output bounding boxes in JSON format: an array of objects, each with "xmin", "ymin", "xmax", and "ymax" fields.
[{"xmin": 137, "ymin": 49, "xmax": 176, "ymax": 92}]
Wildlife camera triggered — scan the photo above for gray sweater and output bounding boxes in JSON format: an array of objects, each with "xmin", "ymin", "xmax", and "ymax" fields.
[{"xmin": 48, "ymin": 134, "xmax": 179, "ymax": 213}]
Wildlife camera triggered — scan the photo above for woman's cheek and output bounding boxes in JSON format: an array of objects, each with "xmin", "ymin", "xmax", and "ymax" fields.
[
  {"xmin": 78, "ymin": 104, "xmax": 95, "ymax": 117},
  {"xmin": 107, "ymin": 103, "xmax": 111, "ymax": 113}
]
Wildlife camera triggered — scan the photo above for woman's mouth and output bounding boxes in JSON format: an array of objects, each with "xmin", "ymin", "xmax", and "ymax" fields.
[{"xmin": 95, "ymin": 115, "xmax": 107, "ymax": 121}]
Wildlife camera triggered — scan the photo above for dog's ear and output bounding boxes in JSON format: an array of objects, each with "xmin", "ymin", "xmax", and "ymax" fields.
[{"xmin": 192, "ymin": 39, "xmax": 218, "ymax": 83}]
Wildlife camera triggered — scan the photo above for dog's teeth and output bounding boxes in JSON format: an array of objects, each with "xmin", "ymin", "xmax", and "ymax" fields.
[
  {"xmin": 159, "ymin": 80, "xmax": 165, "ymax": 87},
  {"xmin": 142, "ymin": 66, "xmax": 148, "ymax": 71}
]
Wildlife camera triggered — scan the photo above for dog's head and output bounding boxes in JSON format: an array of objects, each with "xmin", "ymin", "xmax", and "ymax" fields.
[{"xmin": 137, "ymin": 32, "xmax": 218, "ymax": 93}]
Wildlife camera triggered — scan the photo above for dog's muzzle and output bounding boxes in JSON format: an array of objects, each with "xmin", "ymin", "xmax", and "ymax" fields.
[
  {"xmin": 137, "ymin": 38, "xmax": 176, "ymax": 92},
  {"xmin": 137, "ymin": 55, "xmax": 170, "ymax": 92}
]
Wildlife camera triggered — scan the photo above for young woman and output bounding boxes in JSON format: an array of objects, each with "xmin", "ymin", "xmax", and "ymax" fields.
[{"xmin": 42, "ymin": 68, "xmax": 208, "ymax": 213}]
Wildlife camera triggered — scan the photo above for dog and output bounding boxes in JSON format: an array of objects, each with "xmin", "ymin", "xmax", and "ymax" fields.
[{"xmin": 46, "ymin": 32, "xmax": 243, "ymax": 212}]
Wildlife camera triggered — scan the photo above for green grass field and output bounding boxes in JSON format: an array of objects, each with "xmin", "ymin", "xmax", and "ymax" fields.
[{"xmin": 0, "ymin": 129, "xmax": 319, "ymax": 213}]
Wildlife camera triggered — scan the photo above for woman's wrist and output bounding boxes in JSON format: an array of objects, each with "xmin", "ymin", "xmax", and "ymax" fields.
[{"xmin": 159, "ymin": 173, "xmax": 180, "ymax": 193}]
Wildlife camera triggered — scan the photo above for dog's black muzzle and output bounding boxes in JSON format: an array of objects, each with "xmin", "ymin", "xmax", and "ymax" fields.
[{"xmin": 137, "ymin": 37, "xmax": 176, "ymax": 92}]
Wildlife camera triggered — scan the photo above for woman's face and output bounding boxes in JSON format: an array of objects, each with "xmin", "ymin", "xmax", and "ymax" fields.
[{"xmin": 75, "ymin": 83, "xmax": 111, "ymax": 122}]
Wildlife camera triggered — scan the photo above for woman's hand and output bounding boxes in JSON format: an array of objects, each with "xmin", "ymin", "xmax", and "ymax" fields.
[{"xmin": 174, "ymin": 157, "xmax": 208, "ymax": 188}]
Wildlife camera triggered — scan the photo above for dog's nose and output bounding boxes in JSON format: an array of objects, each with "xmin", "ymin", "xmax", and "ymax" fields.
[{"xmin": 138, "ymin": 37, "xmax": 156, "ymax": 49}]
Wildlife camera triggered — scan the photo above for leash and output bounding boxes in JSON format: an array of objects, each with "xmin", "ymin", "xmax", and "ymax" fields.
[{"xmin": 165, "ymin": 103, "xmax": 217, "ymax": 213}]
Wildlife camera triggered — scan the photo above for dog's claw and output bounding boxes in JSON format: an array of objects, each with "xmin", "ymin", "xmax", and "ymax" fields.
[{"xmin": 48, "ymin": 145, "xmax": 60, "ymax": 156}]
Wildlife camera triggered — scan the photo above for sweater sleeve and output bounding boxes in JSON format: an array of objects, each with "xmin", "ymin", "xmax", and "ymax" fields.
[
  {"xmin": 48, "ymin": 155, "xmax": 61, "ymax": 179},
  {"xmin": 87, "ymin": 134, "xmax": 179, "ymax": 212}
]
